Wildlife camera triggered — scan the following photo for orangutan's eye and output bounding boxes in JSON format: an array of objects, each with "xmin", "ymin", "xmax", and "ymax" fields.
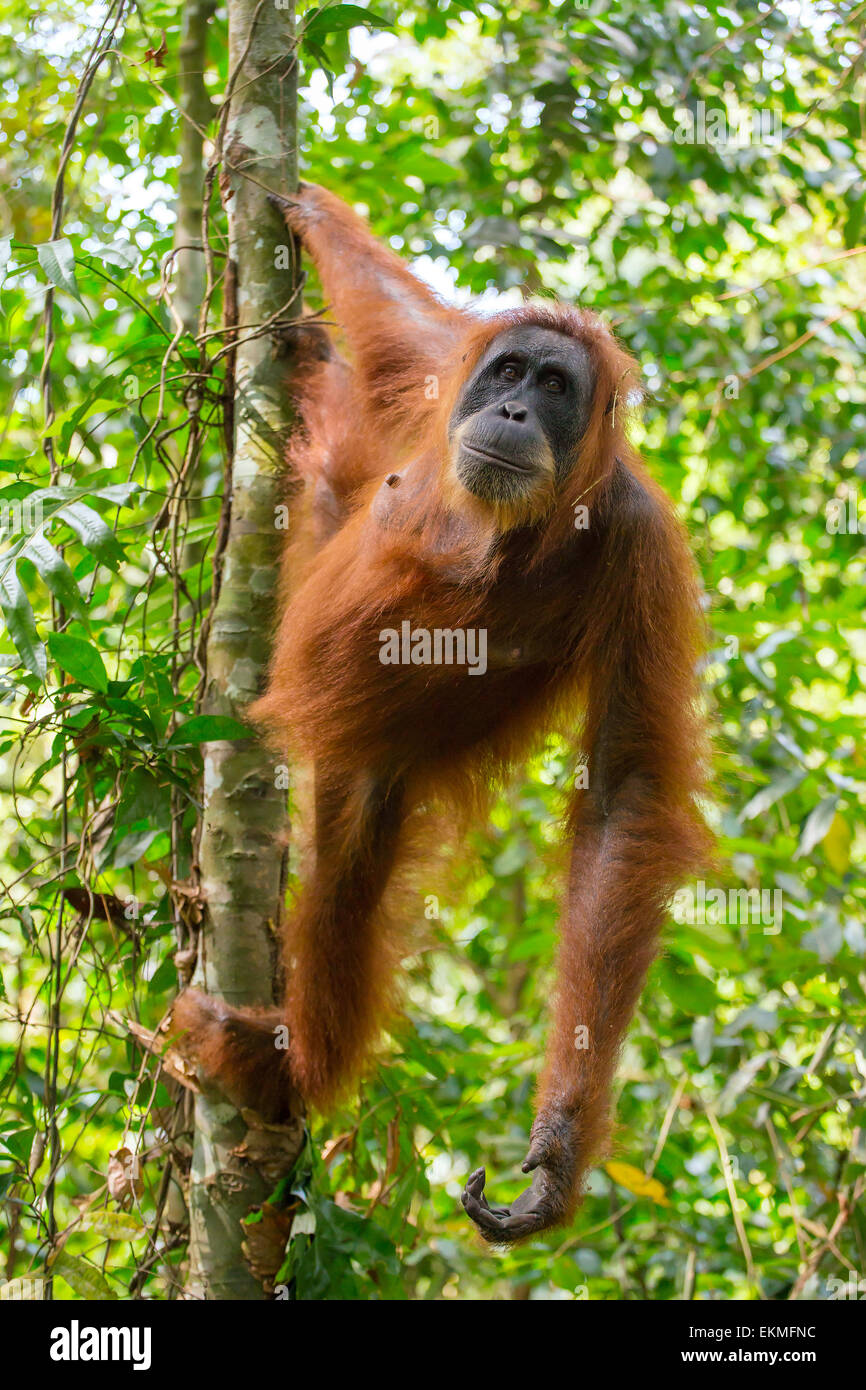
[{"xmin": 543, "ymin": 372, "xmax": 566, "ymax": 394}]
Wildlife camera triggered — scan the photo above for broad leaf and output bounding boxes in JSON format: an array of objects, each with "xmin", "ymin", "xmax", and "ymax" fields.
[
  {"xmin": 36, "ymin": 238, "xmax": 86, "ymax": 309},
  {"xmin": 0, "ymin": 564, "xmax": 46, "ymax": 678},
  {"xmin": 48, "ymin": 631, "xmax": 108, "ymax": 692},
  {"xmin": 21, "ymin": 532, "xmax": 87, "ymax": 619},
  {"xmin": 166, "ymin": 714, "xmax": 252, "ymax": 747}
]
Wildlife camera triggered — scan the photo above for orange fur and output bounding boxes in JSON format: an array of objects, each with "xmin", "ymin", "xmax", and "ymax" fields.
[{"xmin": 170, "ymin": 184, "xmax": 710, "ymax": 1242}]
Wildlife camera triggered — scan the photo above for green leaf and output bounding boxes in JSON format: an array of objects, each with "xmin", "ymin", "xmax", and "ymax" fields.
[
  {"xmin": 51, "ymin": 1251, "xmax": 116, "ymax": 1300},
  {"xmin": 21, "ymin": 533, "xmax": 87, "ymax": 619},
  {"xmin": 823, "ymin": 812, "xmax": 852, "ymax": 874},
  {"xmin": 717, "ymin": 1052, "xmax": 771, "ymax": 1114},
  {"xmin": 36, "ymin": 238, "xmax": 87, "ymax": 309},
  {"xmin": 104, "ymin": 697, "xmax": 157, "ymax": 740},
  {"xmin": 740, "ymin": 770, "xmax": 805, "ymax": 822},
  {"xmin": 592, "ymin": 20, "xmax": 640, "ymax": 61},
  {"xmin": 795, "ymin": 795, "xmax": 839, "ymax": 860},
  {"xmin": 47, "ymin": 632, "xmax": 108, "ymax": 692},
  {"xmin": 304, "ymin": 42, "xmax": 336, "ymax": 91},
  {"xmin": 166, "ymin": 714, "xmax": 251, "ymax": 747},
  {"xmin": 81, "ymin": 1209, "xmax": 145, "ymax": 1241},
  {"xmin": 90, "ymin": 482, "xmax": 140, "ymax": 506},
  {"xmin": 84, "ymin": 240, "xmax": 138, "ymax": 270},
  {"xmin": 304, "ymin": 5, "xmax": 393, "ymax": 40},
  {"xmin": 148, "ymin": 957, "xmax": 177, "ymax": 993},
  {"xmin": 116, "ymin": 768, "xmax": 167, "ymax": 827},
  {"xmin": 55, "ymin": 500, "xmax": 125, "ymax": 569},
  {"xmin": 0, "ymin": 488, "xmax": 136, "ymax": 594},
  {"xmin": 0, "ymin": 565, "xmax": 46, "ymax": 678},
  {"xmin": 108, "ymin": 826, "xmax": 161, "ymax": 870},
  {"xmin": 42, "ymin": 396, "xmax": 119, "ymax": 441}
]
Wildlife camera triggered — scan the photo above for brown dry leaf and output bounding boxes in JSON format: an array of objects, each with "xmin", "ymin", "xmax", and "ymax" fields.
[
  {"xmin": 70, "ymin": 1188, "xmax": 104, "ymax": 1214},
  {"xmin": 235, "ymin": 1112, "xmax": 305, "ymax": 1186},
  {"xmin": 28, "ymin": 1131, "xmax": 46, "ymax": 1178},
  {"xmin": 107, "ymin": 1146, "xmax": 143, "ymax": 1203},
  {"xmin": 159, "ymin": 1046, "xmax": 202, "ymax": 1093},
  {"xmin": 110, "ymin": 1012, "xmax": 160, "ymax": 1052},
  {"xmin": 170, "ymin": 878, "xmax": 205, "ymax": 931},
  {"xmin": 218, "ymin": 169, "xmax": 234, "ymax": 205},
  {"xmin": 107, "ymin": 1008, "xmax": 201, "ymax": 1093},
  {"xmin": 150, "ymin": 1104, "xmax": 175, "ymax": 1135},
  {"xmin": 321, "ymin": 1131, "xmax": 354, "ymax": 1168},
  {"xmin": 242, "ymin": 1203, "xmax": 293, "ymax": 1292},
  {"xmin": 143, "ymin": 31, "xmax": 167, "ymax": 66},
  {"xmin": 173, "ymin": 946, "xmax": 197, "ymax": 980},
  {"xmin": 385, "ymin": 1116, "xmax": 401, "ymax": 1181},
  {"xmin": 62, "ymin": 888, "xmax": 130, "ymax": 928}
]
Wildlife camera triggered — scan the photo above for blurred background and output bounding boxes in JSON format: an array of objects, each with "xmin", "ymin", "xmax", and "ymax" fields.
[{"xmin": 0, "ymin": 0, "xmax": 864, "ymax": 1299}]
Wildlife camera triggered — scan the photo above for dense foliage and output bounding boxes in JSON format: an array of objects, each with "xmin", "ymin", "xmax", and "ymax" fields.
[{"xmin": 0, "ymin": 0, "xmax": 864, "ymax": 1300}]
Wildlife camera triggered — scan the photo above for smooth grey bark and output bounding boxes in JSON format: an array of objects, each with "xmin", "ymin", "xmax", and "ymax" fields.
[
  {"xmin": 186, "ymin": 0, "xmax": 303, "ymax": 1300},
  {"xmin": 171, "ymin": 0, "xmax": 217, "ymax": 336}
]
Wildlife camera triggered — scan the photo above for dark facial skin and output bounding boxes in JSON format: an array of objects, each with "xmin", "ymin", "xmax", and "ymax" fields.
[{"xmin": 448, "ymin": 326, "xmax": 595, "ymax": 509}]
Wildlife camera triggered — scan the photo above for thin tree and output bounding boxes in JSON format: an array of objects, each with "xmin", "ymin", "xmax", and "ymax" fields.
[
  {"xmin": 184, "ymin": 0, "xmax": 304, "ymax": 1299},
  {"xmin": 170, "ymin": 0, "xmax": 217, "ymax": 337}
]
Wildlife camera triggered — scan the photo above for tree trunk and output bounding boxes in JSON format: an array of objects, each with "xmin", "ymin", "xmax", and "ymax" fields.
[
  {"xmin": 171, "ymin": 0, "xmax": 216, "ymax": 336},
  {"xmin": 185, "ymin": 0, "xmax": 303, "ymax": 1301}
]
